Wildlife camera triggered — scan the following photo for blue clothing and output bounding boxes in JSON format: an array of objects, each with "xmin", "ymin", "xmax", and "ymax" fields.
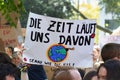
[{"xmin": 27, "ymin": 65, "xmax": 47, "ymax": 80}]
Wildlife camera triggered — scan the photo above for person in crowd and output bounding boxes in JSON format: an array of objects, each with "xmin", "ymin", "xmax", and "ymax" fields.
[
  {"xmin": 0, "ymin": 51, "xmax": 21, "ymax": 80},
  {"xmin": 53, "ymin": 67, "xmax": 82, "ymax": 80},
  {"xmin": 78, "ymin": 68, "xmax": 85, "ymax": 80},
  {"xmin": 15, "ymin": 43, "xmax": 48, "ymax": 80},
  {"xmin": 5, "ymin": 46, "xmax": 14, "ymax": 58},
  {"xmin": 12, "ymin": 52, "xmax": 22, "ymax": 67},
  {"xmin": 83, "ymin": 70, "xmax": 98, "ymax": 80},
  {"xmin": 27, "ymin": 65, "xmax": 47, "ymax": 80},
  {"xmin": 0, "ymin": 63, "xmax": 15, "ymax": 80},
  {"xmin": 92, "ymin": 44, "xmax": 101, "ymax": 68},
  {"xmin": 5, "ymin": 46, "xmax": 22, "ymax": 67},
  {"xmin": 97, "ymin": 59, "xmax": 120, "ymax": 80},
  {"xmin": 84, "ymin": 44, "xmax": 102, "ymax": 73},
  {"xmin": 0, "ymin": 51, "xmax": 12, "ymax": 63},
  {"xmin": 92, "ymin": 45, "xmax": 100, "ymax": 62},
  {"xmin": 101, "ymin": 43, "xmax": 120, "ymax": 62}
]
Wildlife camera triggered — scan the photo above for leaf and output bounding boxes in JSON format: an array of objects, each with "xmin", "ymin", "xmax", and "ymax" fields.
[{"xmin": 0, "ymin": 0, "xmax": 25, "ymax": 27}]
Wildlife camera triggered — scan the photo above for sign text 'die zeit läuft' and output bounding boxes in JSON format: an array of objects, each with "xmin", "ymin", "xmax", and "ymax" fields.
[{"xmin": 23, "ymin": 12, "xmax": 96, "ymax": 68}]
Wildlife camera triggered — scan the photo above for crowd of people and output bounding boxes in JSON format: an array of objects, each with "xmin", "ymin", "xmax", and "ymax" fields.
[
  {"xmin": 0, "ymin": 43, "xmax": 47, "ymax": 80},
  {"xmin": 0, "ymin": 42, "xmax": 120, "ymax": 80}
]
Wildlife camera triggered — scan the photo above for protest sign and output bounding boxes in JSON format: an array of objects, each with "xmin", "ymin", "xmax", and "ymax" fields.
[
  {"xmin": 99, "ymin": 35, "xmax": 120, "ymax": 47},
  {"xmin": 23, "ymin": 12, "xmax": 96, "ymax": 68}
]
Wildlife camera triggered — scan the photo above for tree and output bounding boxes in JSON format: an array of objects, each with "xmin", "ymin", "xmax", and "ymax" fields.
[
  {"xmin": 68, "ymin": 0, "xmax": 112, "ymax": 34},
  {"xmin": 20, "ymin": 0, "xmax": 75, "ymax": 27},
  {"xmin": 99, "ymin": 0, "xmax": 120, "ymax": 19},
  {"xmin": 0, "ymin": 0, "xmax": 113, "ymax": 34},
  {"xmin": 78, "ymin": 2, "xmax": 100, "ymax": 43},
  {"xmin": 0, "ymin": 0, "xmax": 24, "ymax": 27}
]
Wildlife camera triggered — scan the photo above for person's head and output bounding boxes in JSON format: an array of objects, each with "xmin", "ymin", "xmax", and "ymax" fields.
[
  {"xmin": 0, "ymin": 52, "xmax": 20, "ymax": 80},
  {"xmin": 0, "ymin": 63, "xmax": 15, "ymax": 80},
  {"xmin": 54, "ymin": 67, "xmax": 82, "ymax": 80},
  {"xmin": 97, "ymin": 59, "xmax": 120, "ymax": 80},
  {"xmin": 101, "ymin": 43, "xmax": 120, "ymax": 62},
  {"xmin": 5, "ymin": 46, "xmax": 14, "ymax": 58},
  {"xmin": 11, "ymin": 52, "xmax": 21, "ymax": 66},
  {"xmin": 83, "ymin": 70, "xmax": 98, "ymax": 80}
]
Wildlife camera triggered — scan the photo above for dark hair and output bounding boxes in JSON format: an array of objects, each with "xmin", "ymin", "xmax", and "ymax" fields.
[
  {"xmin": 0, "ymin": 52, "xmax": 12, "ymax": 64},
  {"xmin": 0, "ymin": 63, "xmax": 15, "ymax": 80},
  {"xmin": 83, "ymin": 70, "xmax": 97, "ymax": 80},
  {"xmin": 78, "ymin": 68, "xmax": 85, "ymax": 79},
  {"xmin": 101, "ymin": 43, "xmax": 120, "ymax": 62},
  {"xmin": 0, "ymin": 52, "xmax": 21, "ymax": 80},
  {"xmin": 97, "ymin": 59, "xmax": 120, "ymax": 80},
  {"xmin": 8, "ymin": 46, "xmax": 14, "ymax": 54}
]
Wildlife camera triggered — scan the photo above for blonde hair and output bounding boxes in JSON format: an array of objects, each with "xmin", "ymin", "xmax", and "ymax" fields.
[{"xmin": 53, "ymin": 67, "xmax": 81, "ymax": 80}]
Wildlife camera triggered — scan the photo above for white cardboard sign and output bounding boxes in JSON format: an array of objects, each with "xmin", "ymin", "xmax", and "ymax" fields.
[{"xmin": 23, "ymin": 12, "xmax": 96, "ymax": 68}]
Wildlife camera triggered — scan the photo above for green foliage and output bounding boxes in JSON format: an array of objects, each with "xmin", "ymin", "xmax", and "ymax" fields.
[
  {"xmin": 20, "ymin": 0, "xmax": 75, "ymax": 27},
  {"xmin": 99, "ymin": 0, "xmax": 120, "ymax": 19},
  {"xmin": 0, "ymin": 0, "xmax": 25, "ymax": 27}
]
